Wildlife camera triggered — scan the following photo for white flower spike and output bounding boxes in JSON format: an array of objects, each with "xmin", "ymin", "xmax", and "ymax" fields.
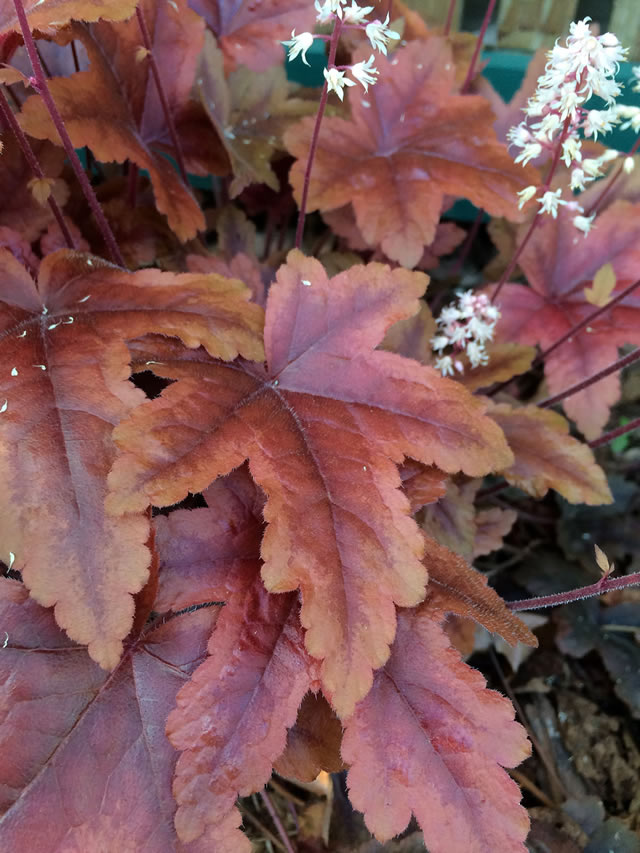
[
  {"xmin": 365, "ymin": 14, "xmax": 399, "ymax": 55},
  {"xmin": 282, "ymin": 30, "xmax": 314, "ymax": 66},
  {"xmin": 350, "ymin": 55, "xmax": 378, "ymax": 92},
  {"xmin": 323, "ymin": 67, "xmax": 356, "ymax": 100}
]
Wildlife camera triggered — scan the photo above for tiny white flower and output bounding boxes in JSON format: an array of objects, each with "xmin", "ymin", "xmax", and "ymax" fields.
[
  {"xmin": 323, "ymin": 67, "xmax": 356, "ymax": 100},
  {"xmin": 350, "ymin": 54, "xmax": 378, "ymax": 92},
  {"xmin": 517, "ymin": 185, "xmax": 537, "ymax": 209},
  {"xmin": 537, "ymin": 188, "xmax": 566, "ymax": 218},
  {"xmin": 282, "ymin": 30, "xmax": 314, "ymax": 66},
  {"xmin": 467, "ymin": 341, "xmax": 488, "ymax": 368},
  {"xmin": 430, "ymin": 335, "xmax": 449, "ymax": 352},
  {"xmin": 570, "ymin": 167, "xmax": 586, "ymax": 191},
  {"xmin": 435, "ymin": 355, "xmax": 454, "ymax": 377},
  {"xmin": 514, "ymin": 142, "xmax": 542, "ymax": 166},
  {"xmin": 314, "ymin": 0, "xmax": 345, "ymax": 22},
  {"xmin": 343, "ymin": 1, "xmax": 373, "ymax": 24},
  {"xmin": 438, "ymin": 306, "xmax": 461, "ymax": 324},
  {"xmin": 365, "ymin": 14, "xmax": 399, "ymax": 55},
  {"xmin": 573, "ymin": 213, "xmax": 596, "ymax": 235},
  {"xmin": 561, "ymin": 137, "xmax": 582, "ymax": 167},
  {"xmin": 624, "ymin": 156, "xmax": 636, "ymax": 174}
]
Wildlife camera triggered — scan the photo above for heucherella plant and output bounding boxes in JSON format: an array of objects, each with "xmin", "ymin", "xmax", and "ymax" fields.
[
  {"xmin": 509, "ymin": 17, "xmax": 628, "ymax": 235},
  {"xmin": 3, "ymin": 1, "xmax": 640, "ymax": 852}
]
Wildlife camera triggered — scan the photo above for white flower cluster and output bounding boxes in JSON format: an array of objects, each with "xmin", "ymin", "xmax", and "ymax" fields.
[
  {"xmin": 508, "ymin": 18, "xmax": 629, "ymax": 235},
  {"xmin": 282, "ymin": 0, "xmax": 399, "ymax": 100},
  {"xmin": 431, "ymin": 292, "xmax": 500, "ymax": 376}
]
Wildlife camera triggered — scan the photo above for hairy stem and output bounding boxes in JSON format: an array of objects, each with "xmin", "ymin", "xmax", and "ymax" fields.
[
  {"xmin": 443, "ymin": 0, "xmax": 457, "ymax": 36},
  {"xmin": 538, "ymin": 347, "xmax": 640, "ymax": 409},
  {"xmin": 0, "ymin": 87, "xmax": 75, "ymax": 249},
  {"xmin": 492, "ymin": 115, "xmax": 572, "ymax": 303},
  {"xmin": 136, "ymin": 6, "xmax": 188, "ymax": 185},
  {"xmin": 507, "ymin": 571, "xmax": 640, "ymax": 611},
  {"xmin": 294, "ymin": 21, "xmax": 342, "ymax": 250},
  {"xmin": 13, "ymin": 0, "xmax": 124, "ymax": 266},
  {"xmin": 460, "ymin": 0, "xmax": 496, "ymax": 93},
  {"xmin": 588, "ymin": 414, "xmax": 640, "ymax": 449}
]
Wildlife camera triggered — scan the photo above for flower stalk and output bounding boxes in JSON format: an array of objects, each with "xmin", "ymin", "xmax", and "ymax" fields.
[
  {"xmin": 507, "ymin": 570, "xmax": 640, "ymax": 612},
  {"xmin": 13, "ymin": 0, "xmax": 125, "ymax": 266},
  {"xmin": 0, "ymin": 87, "xmax": 75, "ymax": 249}
]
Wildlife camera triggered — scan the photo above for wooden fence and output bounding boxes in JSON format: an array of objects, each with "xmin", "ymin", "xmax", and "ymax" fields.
[{"xmin": 401, "ymin": 0, "xmax": 640, "ymax": 59}]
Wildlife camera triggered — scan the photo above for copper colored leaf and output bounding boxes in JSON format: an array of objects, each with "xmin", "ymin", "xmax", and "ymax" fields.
[
  {"xmin": 0, "ymin": 249, "xmax": 263, "ymax": 668},
  {"xmin": 382, "ymin": 300, "xmax": 436, "ymax": 365},
  {"xmin": 0, "ymin": 0, "xmax": 137, "ymax": 37},
  {"xmin": 342, "ymin": 605, "xmax": 531, "ymax": 851},
  {"xmin": 198, "ymin": 31, "xmax": 315, "ymax": 197},
  {"xmin": 422, "ymin": 478, "xmax": 479, "ymax": 561},
  {"xmin": 18, "ymin": 0, "xmax": 225, "ymax": 241},
  {"xmin": 154, "ymin": 465, "xmax": 264, "ymax": 613},
  {"xmin": 457, "ymin": 343, "xmax": 536, "ymax": 392},
  {"xmin": 0, "ymin": 133, "xmax": 68, "ymax": 242},
  {"xmin": 188, "ymin": 0, "xmax": 315, "ymax": 72},
  {"xmin": 285, "ymin": 39, "xmax": 537, "ymax": 267},
  {"xmin": 473, "ymin": 506, "xmax": 518, "ymax": 558},
  {"xmin": 423, "ymin": 534, "xmax": 535, "ymax": 646},
  {"xmin": 399, "ymin": 460, "xmax": 448, "ymax": 512},
  {"xmin": 492, "ymin": 201, "xmax": 640, "ymax": 438},
  {"xmin": 108, "ymin": 252, "xmax": 512, "ymax": 717},
  {"xmin": 274, "ymin": 693, "xmax": 345, "ymax": 782},
  {"xmin": 167, "ymin": 566, "xmax": 313, "ymax": 843},
  {"xmin": 489, "ymin": 403, "xmax": 613, "ymax": 505},
  {"xmin": 0, "ymin": 578, "xmax": 244, "ymax": 851}
]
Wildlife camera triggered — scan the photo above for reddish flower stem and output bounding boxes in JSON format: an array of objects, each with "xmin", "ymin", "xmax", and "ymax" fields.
[
  {"xmin": 260, "ymin": 791, "xmax": 296, "ymax": 853},
  {"xmin": 0, "ymin": 87, "xmax": 74, "ymax": 249},
  {"xmin": 538, "ymin": 347, "xmax": 640, "ymax": 410},
  {"xmin": 492, "ymin": 115, "xmax": 573, "ymax": 304},
  {"xmin": 136, "ymin": 6, "xmax": 188, "ymax": 185},
  {"xmin": 443, "ymin": 0, "xmax": 457, "ymax": 36},
  {"xmin": 294, "ymin": 20, "xmax": 342, "ymax": 250},
  {"xmin": 507, "ymin": 570, "xmax": 640, "ymax": 612},
  {"xmin": 586, "ymin": 136, "xmax": 640, "ymax": 217},
  {"xmin": 588, "ymin": 414, "xmax": 640, "ymax": 449},
  {"xmin": 460, "ymin": 0, "xmax": 496, "ymax": 93},
  {"xmin": 13, "ymin": 0, "xmax": 124, "ymax": 266}
]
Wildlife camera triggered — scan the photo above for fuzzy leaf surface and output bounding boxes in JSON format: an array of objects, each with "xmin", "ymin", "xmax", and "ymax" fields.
[
  {"xmin": 0, "ymin": 579, "xmax": 242, "ymax": 851},
  {"xmin": 422, "ymin": 534, "xmax": 535, "ymax": 645},
  {"xmin": 492, "ymin": 201, "xmax": 640, "ymax": 438},
  {"xmin": 198, "ymin": 32, "xmax": 315, "ymax": 196},
  {"xmin": 108, "ymin": 252, "xmax": 512, "ymax": 716},
  {"xmin": 18, "ymin": 0, "xmax": 227, "ymax": 241},
  {"xmin": 489, "ymin": 403, "xmax": 613, "ymax": 505},
  {"xmin": 167, "ymin": 565, "xmax": 313, "ymax": 842},
  {"xmin": 0, "ymin": 0, "xmax": 136, "ymax": 36},
  {"xmin": 342, "ymin": 605, "xmax": 531, "ymax": 851},
  {"xmin": 285, "ymin": 39, "xmax": 537, "ymax": 268},
  {"xmin": 187, "ymin": 0, "xmax": 315, "ymax": 71},
  {"xmin": 0, "ymin": 249, "xmax": 263, "ymax": 668}
]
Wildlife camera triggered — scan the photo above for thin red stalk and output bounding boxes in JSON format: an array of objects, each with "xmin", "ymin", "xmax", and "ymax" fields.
[
  {"xmin": 588, "ymin": 414, "xmax": 640, "ymax": 449},
  {"xmin": 507, "ymin": 570, "xmax": 640, "ymax": 611},
  {"xmin": 136, "ymin": 6, "xmax": 188, "ymax": 185},
  {"xmin": 0, "ymin": 87, "xmax": 74, "ymax": 249},
  {"xmin": 460, "ymin": 0, "xmax": 496, "ymax": 93},
  {"xmin": 294, "ymin": 21, "xmax": 342, "ymax": 250},
  {"xmin": 586, "ymin": 136, "xmax": 640, "ymax": 217},
  {"xmin": 477, "ymin": 415, "xmax": 640, "ymax": 502},
  {"xmin": 13, "ymin": 0, "xmax": 124, "ymax": 266},
  {"xmin": 70, "ymin": 40, "xmax": 81, "ymax": 74},
  {"xmin": 537, "ymin": 276, "xmax": 640, "ymax": 365},
  {"xmin": 260, "ymin": 791, "xmax": 296, "ymax": 853},
  {"xmin": 538, "ymin": 347, "xmax": 640, "ymax": 410},
  {"xmin": 492, "ymin": 116, "xmax": 572, "ymax": 304},
  {"xmin": 443, "ymin": 0, "xmax": 457, "ymax": 36}
]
